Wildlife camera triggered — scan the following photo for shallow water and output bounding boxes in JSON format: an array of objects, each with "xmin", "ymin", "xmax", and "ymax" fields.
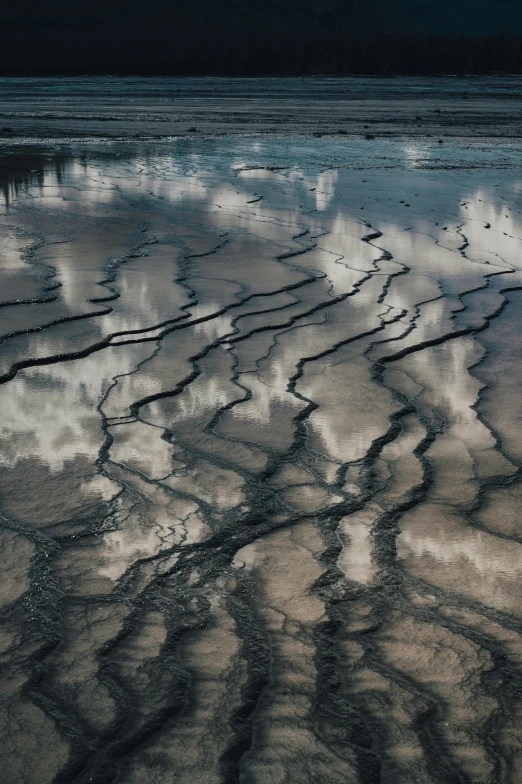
[{"xmin": 1, "ymin": 137, "xmax": 522, "ymax": 783}]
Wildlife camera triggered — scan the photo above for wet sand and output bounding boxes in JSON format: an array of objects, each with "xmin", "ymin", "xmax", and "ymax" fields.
[
  {"xmin": 1, "ymin": 118, "xmax": 522, "ymax": 783},
  {"xmin": 1, "ymin": 76, "xmax": 522, "ymax": 140}
]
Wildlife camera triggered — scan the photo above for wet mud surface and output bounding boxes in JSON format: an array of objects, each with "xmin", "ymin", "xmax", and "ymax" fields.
[
  {"xmin": 2, "ymin": 136, "xmax": 522, "ymax": 783},
  {"xmin": 1, "ymin": 76, "xmax": 522, "ymax": 140}
]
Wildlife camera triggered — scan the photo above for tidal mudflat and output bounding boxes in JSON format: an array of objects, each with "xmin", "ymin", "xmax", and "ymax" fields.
[
  {"xmin": 2, "ymin": 75, "xmax": 522, "ymax": 140},
  {"xmin": 2, "ymin": 131, "xmax": 522, "ymax": 784}
]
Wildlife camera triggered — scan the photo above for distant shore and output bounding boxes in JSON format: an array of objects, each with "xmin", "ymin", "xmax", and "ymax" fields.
[{"xmin": 0, "ymin": 76, "xmax": 521, "ymax": 142}]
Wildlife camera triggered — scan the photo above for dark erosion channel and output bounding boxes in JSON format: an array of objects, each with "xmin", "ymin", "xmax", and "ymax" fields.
[{"xmin": 2, "ymin": 118, "xmax": 522, "ymax": 784}]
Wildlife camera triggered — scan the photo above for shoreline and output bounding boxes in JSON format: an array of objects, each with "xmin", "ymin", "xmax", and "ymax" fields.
[{"xmin": 1, "ymin": 75, "xmax": 522, "ymax": 142}]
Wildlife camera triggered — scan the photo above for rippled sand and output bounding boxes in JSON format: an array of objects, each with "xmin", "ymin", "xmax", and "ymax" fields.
[{"xmin": 1, "ymin": 136, "xmax": 522, "ymax": 783}]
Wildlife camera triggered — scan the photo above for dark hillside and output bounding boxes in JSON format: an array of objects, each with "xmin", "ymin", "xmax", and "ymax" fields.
[{"xmin": 2, "ymin": 0, "xmax": 522, "ymax": 73}]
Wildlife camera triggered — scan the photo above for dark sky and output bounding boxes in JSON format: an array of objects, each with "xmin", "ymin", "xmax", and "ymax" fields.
[{"xmin": 2, "ymin": 0, "xmax": 521, "ymax": 72}]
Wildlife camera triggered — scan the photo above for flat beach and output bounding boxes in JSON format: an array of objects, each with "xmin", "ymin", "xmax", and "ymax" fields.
[{"xmin": 1, "ymin": 77, "xmax": 522, "ymax": 783}]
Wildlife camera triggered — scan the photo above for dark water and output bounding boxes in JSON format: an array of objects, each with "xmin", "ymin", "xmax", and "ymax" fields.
[{"xmin": 1, "ymin": 137, "xmax": 522, "ymax": 783}]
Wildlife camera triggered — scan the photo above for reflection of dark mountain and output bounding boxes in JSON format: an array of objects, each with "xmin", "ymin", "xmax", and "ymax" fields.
[
  {"xmin": 2, "ymin": 0, "xmax": 522, "ymax": 74},
  {"xmin": 0, "ymin": 151, "xmax": 72, "ymax": 207}
]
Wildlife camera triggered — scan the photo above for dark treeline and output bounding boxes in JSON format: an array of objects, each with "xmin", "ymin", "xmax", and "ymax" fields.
[
  {"xmin": 335, "ymin": 32, "xmax": 522, "ymax": 76},
  {"xmin": 155, "ymin": 31, "xmax": 522, "ymax": 76},
  {"xmin": 2, "ymin": 0, "xmax": 522, "ymax": 76},
  {"xmin": 2, "ymin": 32, "xmax": 522, "ymax": 76}
]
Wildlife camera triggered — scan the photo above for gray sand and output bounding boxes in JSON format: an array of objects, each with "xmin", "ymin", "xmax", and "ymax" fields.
[{"xmin": 1, "ymin": 80, "xmax": 522, "ymax": 783}]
